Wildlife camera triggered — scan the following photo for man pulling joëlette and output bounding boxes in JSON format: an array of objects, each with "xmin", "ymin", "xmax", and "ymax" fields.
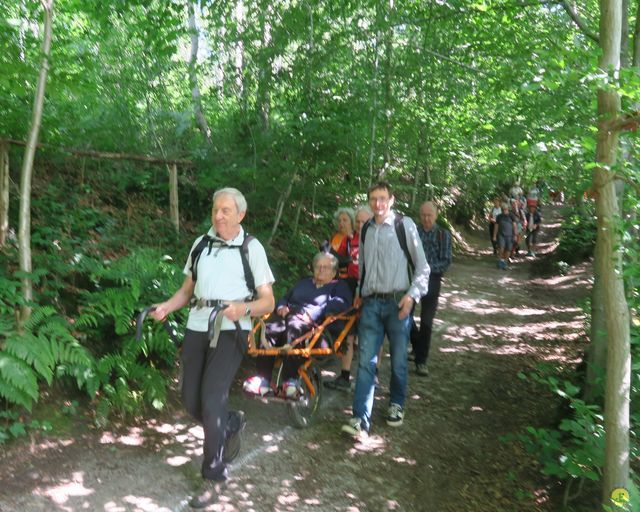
[{"xmin": 342, "ymin": 182, "xmax": 430, "ymax": 438}]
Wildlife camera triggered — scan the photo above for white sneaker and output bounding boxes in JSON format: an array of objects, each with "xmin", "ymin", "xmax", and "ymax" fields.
[
  {"xmin": 341, "ymin": 417, "xmax": 368, "ymax": 439},
  {"xmin": 386, "ymin": 403, "xmax": 404, "ymax": 427}
]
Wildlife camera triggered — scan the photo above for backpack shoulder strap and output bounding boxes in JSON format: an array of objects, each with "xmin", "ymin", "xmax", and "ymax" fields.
[
  {"xmin": 189, "ymin": 234, "xmax": 213, "ymax": 283},
  {"xmin": 358, "ymin": 219, "xmax": 374, "ymax": 292},
  {"xmin": 394, "ymin": 214, "xmax": 415, "ymax": 272},
  {"xmin": 189, "ymin": 233, "xmax": 256, "ymax": 298},
  {"xmin": 240, "ymin": 233, "xmax": 256, "ymax": 298}
]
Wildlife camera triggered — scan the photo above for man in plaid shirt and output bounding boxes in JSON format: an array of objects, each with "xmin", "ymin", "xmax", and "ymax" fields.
[{"xmin": 410, "ymin": 201, "xmax": 452, "ymax": 376}]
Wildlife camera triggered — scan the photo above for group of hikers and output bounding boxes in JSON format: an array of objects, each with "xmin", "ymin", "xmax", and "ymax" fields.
[
  {"xmin": 488, "ymin": 179, "xmax": 543, "ymax": 270},
  {"xmin": 149, "ymin": 182, "xmax": 452, "ymax": 508}
]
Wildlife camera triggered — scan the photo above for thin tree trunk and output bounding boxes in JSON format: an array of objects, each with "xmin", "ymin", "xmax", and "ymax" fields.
[
  {"xmin": 168, "ymin": 163, "xmax": 179, "ymax": 235},
  {"xmin": 18, "ymin": 0, "xmax": 53, "ymax": 324},
  {"xmin": 380, "ymin": 0, "xmax": 395, "ymax": 177},
  {"xmin": 292, "ymin": 200, "xmax": 303, "ymax": 238},
  {"xmin": 188, "ymin": 2, "xmax": 212, "ymax": 146},
  {"xmin": 306, "ymin": 0, "xmax": 314, "ymax": 110},
  {"xmin": 634, "ymin": 0, "xmax": 640, "ymax": 66},
  {"xmin": 257, "ymin": 2, "xmax": 272, "ymax": 132},
  {"xmin": 233, "ymin": 0, "xmax": 248, "ymax": 116},
  {"xmin": 596, "ymin": 0, "xmax": 632, "ymax": 506},
  {"xmin": 367, "ymin": 33, "xmax": 381, "ymax": 186},
  {"xmin": 267, "ymin": 172, "xmax": 296, "ymax": 246},
  {"xmin": 621, "ymin": 0, "xmax": 630, "ymax": 66},
  {"xmin": 0, "ymin": 142, "xmax": 9, "ymax": 247}
]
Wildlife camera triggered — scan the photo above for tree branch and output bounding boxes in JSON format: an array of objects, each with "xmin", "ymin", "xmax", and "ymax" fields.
[
  {"xmin": 559, "ymin": 0, "xmax": 599, "ymax": 43},
  {"xmin": 0, "ymin": 138, "xmax": 193, "ymax": 166},
  {"xmin": 606, "ymin": 112, "xmax": 640, "ymax": 132},
  {"xmin": 614, "ymin": 173, "xmax": 640, "ymax": 194}
]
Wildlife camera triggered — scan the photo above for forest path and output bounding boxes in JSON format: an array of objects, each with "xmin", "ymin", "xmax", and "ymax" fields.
[{"xmin": 0, "ymin": 204, "xmax": 592, "ymax": 512}]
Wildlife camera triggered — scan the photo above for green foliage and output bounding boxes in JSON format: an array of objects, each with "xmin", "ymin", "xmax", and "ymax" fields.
[
  {"xmin": 514, "ymin": 372, "xmax": 605, "ymax": 505},
  {"xmin": 555, "ymin": 204, "xmax": 597, "ymax": 264},
  {"xmin": 73, "ymin": 248, "xmax": 184, "ymax": 422},
  {"xmin": 0, "ymin": 305, "xmax": 95, "ymax": 412},
  {"xmin": 0, "ymin": 409, "xmax": 52, "ymax": 445},
  {"xmin": 92, "ymin": 344, "xmax": 171, "ymax": 427}
]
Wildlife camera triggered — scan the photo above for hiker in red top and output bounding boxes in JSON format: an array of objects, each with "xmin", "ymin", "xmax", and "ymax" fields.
[
  {"xmin": 329, "ymin": 207, "xmax": 357, "ymax": 295},
  {"xmin": 325, "ymin": 205, "xmax": 373, "ymax": 391}
]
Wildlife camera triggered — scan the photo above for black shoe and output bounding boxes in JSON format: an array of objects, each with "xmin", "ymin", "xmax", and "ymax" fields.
[
  {"xmin": 416, "ymin": 363, "xmax": 429, "ymax": 377},
  {"xmin": 189, "ymin": 480, "xmax": 226, "ymax": 509},
  {"xmin": 223, "ymin": 410, "xmax": 246, "ymax": 463},
  {"xmin": 324, "ymin": 374, "xmax": 350, "ymax": 391}
]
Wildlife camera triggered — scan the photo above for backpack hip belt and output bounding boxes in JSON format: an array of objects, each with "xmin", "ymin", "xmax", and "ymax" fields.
[
  {"xmin": 191, "ymin": 296, "xmax": 252, "ymax": 309},
  {"xmin": 191, "ymin": 298, "xmax": 224, "ymax": 309}
]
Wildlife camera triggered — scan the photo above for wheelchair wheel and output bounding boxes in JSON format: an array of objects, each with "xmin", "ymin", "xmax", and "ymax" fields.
[{"xmin": 287, "ymin": 364, "xmax": 323, "ymax": 428}]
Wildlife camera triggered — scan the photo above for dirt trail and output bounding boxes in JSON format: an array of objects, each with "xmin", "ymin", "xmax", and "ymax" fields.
[{"xmin": 0, "ymin": 205, "xmax": 592, "ymax": 512}]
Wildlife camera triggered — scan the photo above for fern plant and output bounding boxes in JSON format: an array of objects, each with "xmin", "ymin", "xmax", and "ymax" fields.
[
  {"xmin": 0, "ymin": 305, "xmax": 96, "ymax": 411},
  {"xmin": 73, "ymin": 248, "xmax": 184, "ymax": 421}
]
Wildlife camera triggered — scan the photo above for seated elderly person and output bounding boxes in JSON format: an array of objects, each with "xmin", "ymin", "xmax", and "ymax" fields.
[{"xmin": 243, "ymin": 252, "xmax": 353, "ymax": 398}]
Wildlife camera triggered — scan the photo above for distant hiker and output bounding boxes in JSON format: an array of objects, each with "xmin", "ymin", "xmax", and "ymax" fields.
[
  {"xmin": 493, "ymin": 202, "xmax": 517, "ymax": 270},
  {"xmin": 526, "ymin": 182, "xmax": 540, "ymax": 208},
  {"xmin": 510, "ymin": 197, "xmax": 527, "ymax": 257},
  {"xmin": 409, "ymin": 201, "xmax": 452, "ymax": 377},
  {"xmin": 150, "ymin": 188, "xmax": 275, "ymax": 509},
  {"xmin": 509, "ymin": 180, "xmax": 523, "ymax": 199},
  {"xmin": 326, "ymin": 206, "xmax": 358, "ymax": 295},
  {"xmin": 525, "ymin": 204, "xmax": 542, "ymax": 257},
  {"xmin": 487, "ymin": 197, "xmax": 501, "ymax": 255},
  {"xmin": 243, "ymin": 252, "xmax": 352, "ymax": 398},
  {"xmin": 325, "ymin": 204, "xmax": 374, "ymax": 391},
  {"xmin": 341, "ymin": 182, "xmax": 429, "ymax": 439}
]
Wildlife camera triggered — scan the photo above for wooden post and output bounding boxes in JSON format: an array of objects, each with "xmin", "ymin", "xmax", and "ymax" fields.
[
  {"xmin": 168, "ymin": 163, "xmax": 179, "ymax": 234},
  {"xmin": 0, "ymin": 141, "xmax": 9, "ymax": 247}
]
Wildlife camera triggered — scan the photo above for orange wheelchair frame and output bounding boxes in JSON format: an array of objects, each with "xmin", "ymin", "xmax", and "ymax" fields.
[{"xmin": 245, "ymin": 307, "xmax": 359, "ymax": 428}]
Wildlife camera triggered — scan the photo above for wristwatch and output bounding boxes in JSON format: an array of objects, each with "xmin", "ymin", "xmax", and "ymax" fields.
[{"xmin": 244, "ymin": 304, "xmax": 251, "ymax": 316}]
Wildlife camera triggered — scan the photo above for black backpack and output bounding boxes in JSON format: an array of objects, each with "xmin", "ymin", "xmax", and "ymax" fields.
[
  {"xmin": 189, "ymin": 233, "xmax": 256, "ymax": 298},
  {"xmin": 359, "ymin": 214, "xmax": 415, "ymax": 290}
]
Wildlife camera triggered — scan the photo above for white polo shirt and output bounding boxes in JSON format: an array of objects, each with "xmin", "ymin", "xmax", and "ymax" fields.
[{"xmin": 183, "ymin": 226, "xmax": 275, "ymax": 332}]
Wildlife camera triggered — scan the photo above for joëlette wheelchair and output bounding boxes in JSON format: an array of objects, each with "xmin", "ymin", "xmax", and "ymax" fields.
[{"xmin": 136, "ymin": 304, "xmax": 359, "ymax": 428}]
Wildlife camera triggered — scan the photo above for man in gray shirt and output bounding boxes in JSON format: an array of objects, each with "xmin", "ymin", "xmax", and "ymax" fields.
[{"xmin": 342, "ymin": 182, "xmax": 430, "ymax": 438}]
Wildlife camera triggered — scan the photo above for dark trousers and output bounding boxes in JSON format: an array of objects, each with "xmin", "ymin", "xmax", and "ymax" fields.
[
  {"xmin": 410, "ymin": 273, "xmax": 443, "ymax": 365},
  {"xmin": 181, "ymin": 329, "xmax": 247, "ymax": 481},
  {"xmin": 489, "ymin": 222, "xmax": 497, "ymax": 253}
]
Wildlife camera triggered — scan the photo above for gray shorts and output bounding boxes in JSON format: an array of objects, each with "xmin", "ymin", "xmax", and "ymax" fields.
[{"xmin": 498, "ymin": 235, "xmax": 513, "ymax": 250}]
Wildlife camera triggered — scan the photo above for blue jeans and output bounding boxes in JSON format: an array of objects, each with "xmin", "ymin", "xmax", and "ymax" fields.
[{"xmin": 352, "ymin": 297, "xmax": 411, "ymax": 431}]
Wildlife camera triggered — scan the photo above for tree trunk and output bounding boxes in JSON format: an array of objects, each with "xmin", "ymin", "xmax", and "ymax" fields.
[
  {"xmin": 168, "ymin": 163, "xmax": 179, "ymax": 235},
  {"xmin": 18, "ymin": 0, "xmax": 53, "ymax": 325},
  {"xmin": 233, "ymin": 0, "xmax": 248, "ymax": 116},
  {"xmin": 586, "ymin": 279, "xmax": 607, "ymax": 400},
  {"xmin": 634, "ymin": 0, "xmax": 640, "ymax": 66},
  {"xmin": 595, "ymin": 0, "xmax": 632, "ymax": 506},
  {"xmin": 256, "ymin": 1, "xmax": 272, "ymax": 132},
  {"xmin": 187, "ymin": 2, "xmax": 212, "ymax": 146},
  {"xmin": 380, "ymin": 1, "xmax": 395, "ymax": 177},
  {"xmin": 0, "ymin": 142, "xmax": 9, "ymax": 247},
  {"xmin": 267, "ymin": 172, "xmax": 296, "ymax": 246},
  {"xmin": 621, "ymin": 0, "xmax": 630, "ymax": 66},
  {"xmin": 367, "ymin": 33, "xmax": 381, "ymax": 186}
]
